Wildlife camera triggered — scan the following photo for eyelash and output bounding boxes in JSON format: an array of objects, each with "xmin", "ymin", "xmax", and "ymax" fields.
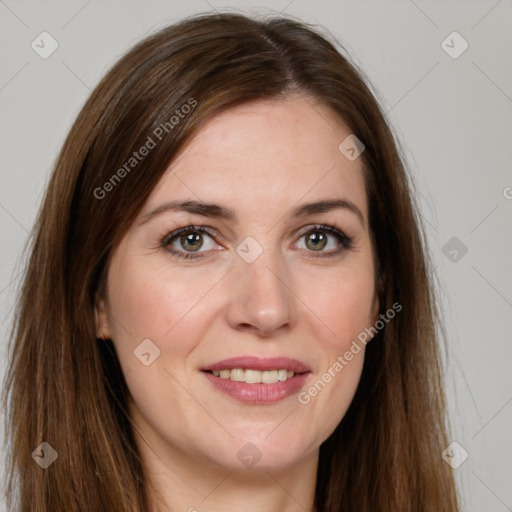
[{"xmin": 160, "ymin": 224, "xmax": 354, "ymax": 261}]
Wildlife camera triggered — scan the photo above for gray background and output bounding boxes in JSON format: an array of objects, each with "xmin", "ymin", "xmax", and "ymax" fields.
[{"xmin": 1, "ymin": 0, "xmax": 511, "ymax": 510}]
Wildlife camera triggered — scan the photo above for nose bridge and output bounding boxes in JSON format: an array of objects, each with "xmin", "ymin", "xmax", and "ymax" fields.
[{"xmin": 226, "ymin": 239, "xmax": 293, "ymax": 336}]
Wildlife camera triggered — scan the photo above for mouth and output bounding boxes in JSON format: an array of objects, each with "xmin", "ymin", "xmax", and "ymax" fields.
[{"xmin": 200, "ymin": 356, "xmax": 311, "ymax": 404}]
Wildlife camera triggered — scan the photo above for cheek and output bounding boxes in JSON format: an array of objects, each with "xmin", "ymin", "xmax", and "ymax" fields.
[
  {"xmin": 308, "ymin": 263, "xmax": 377, "ymax": 348},
  {"xmin": 295, "ymin": 264, "xmax": 374, "ymax": 439},
  {"xmin": 104, "ymin": 257, "xmax": 213, "ymax": 434},
  {"xmin": 105, "ymin": 253, "xmax": 215, "ymax": 381},
  {"xmin": 107, "ymin": 254, "xmax": 205, "ymax": 340}
]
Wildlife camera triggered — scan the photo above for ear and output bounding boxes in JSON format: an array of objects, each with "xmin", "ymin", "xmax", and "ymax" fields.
[
  {"xmin": 372, "ymin": 264, "xmax": 386, "ymax": 326},
  {"xmin": 94, "ymin": 292, "xmax": 111, "ymax": 340},
  {"xmin": 371, "ymin": 287, "xmax": 380, "ymax": 326}
]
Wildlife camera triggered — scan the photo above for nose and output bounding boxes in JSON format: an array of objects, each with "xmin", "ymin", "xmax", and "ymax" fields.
[{"xmin": 225, "ymin": 248, "xmax": 293, "ymax": 337}]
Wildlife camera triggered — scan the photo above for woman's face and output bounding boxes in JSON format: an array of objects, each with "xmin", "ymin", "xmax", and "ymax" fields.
[{"xmin": 96, "ymin": 95, "xmax": 379, "ymax": 473}]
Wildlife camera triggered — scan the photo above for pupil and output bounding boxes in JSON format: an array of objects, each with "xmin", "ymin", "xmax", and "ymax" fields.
[
  {"xmin": 307, "ymin": 232, "xmax": 326, "ymax": 251},
  {"xmin": 182, "ymin": 232, "xmax": 202, "ymax": 251}
]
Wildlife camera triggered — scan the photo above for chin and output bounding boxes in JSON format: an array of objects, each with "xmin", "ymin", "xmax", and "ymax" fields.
[{"xmin": 210, "ymin": 432, "xmax": 314, "ymax": 473}]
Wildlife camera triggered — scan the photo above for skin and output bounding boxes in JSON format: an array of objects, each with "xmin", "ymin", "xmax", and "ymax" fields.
[{"xmin": 95, "ymin": 94, "xmax": 379, "ymax": 512}]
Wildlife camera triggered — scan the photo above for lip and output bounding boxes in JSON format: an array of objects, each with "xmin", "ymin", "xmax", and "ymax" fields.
[
  {"xmin": 200, "ymin": 356, "xmax": 311, "ymax": 373},
  {"xmin": 200, "ymin": 356, "xmax": 312, "ymax": 404}
]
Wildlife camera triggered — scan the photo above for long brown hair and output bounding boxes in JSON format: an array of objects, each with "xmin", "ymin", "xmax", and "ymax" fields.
[{"xmin": 2, "ymin": 11, "xmax": 461, "ymax": 511}]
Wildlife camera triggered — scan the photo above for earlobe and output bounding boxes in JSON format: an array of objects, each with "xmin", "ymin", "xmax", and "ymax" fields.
[{"xmin": 94, "ymin": 293, "xmax": 111, "ymax": 340}]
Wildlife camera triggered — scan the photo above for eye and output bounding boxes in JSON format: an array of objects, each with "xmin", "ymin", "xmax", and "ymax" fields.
[
  {"xmin": 161, "ymin": 224, "xmax": 354, "ymax": 261},
  {"xmin": 161, "ymin": 225, "xmax": 219, "ymax": 260},
  {"xmin": 294, "ymin": 224, "xmax": 354, "ymax": 258}
]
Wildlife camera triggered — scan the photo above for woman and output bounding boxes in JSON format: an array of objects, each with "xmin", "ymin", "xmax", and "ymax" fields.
[{"xmin": 2, "ymin": 11, "xmax": 461, "ymax": 511}]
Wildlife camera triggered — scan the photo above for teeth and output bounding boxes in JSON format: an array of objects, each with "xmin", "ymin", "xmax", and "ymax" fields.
[
  {"xmin": 261, "ymin": 370, "xmax": 277, "ymax": 384},
  {"xmin": 230, "ymin": 368, "xmax": 244, "ymax": 381},
  {"xmin": 210, "ymin": 368, "xmax": 296, "ymax": 383},
  {"xmin": 245, "ymin": 369, "xmax": 262, "ymax": 384}
]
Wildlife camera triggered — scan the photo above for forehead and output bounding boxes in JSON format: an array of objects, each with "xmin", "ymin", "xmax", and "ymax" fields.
[{"xmin": 147, "ymin": 96, "xmax": 368, "ymax": 220}]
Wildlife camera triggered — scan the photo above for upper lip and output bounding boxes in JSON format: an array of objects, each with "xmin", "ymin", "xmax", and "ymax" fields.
[{"xmin": 201, "ymin": 356, "xmax": 311, "ymax": 374}]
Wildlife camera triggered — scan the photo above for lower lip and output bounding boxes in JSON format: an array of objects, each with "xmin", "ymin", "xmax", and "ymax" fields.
[{"xmin": 201, "ymin": 371, "xmax": 310, "ymax": 404}]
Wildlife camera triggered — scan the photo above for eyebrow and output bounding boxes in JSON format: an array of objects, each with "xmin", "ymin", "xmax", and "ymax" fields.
[{"xmin": 140, "ymin": 198, "xmax": 365, "ymax": 227}]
